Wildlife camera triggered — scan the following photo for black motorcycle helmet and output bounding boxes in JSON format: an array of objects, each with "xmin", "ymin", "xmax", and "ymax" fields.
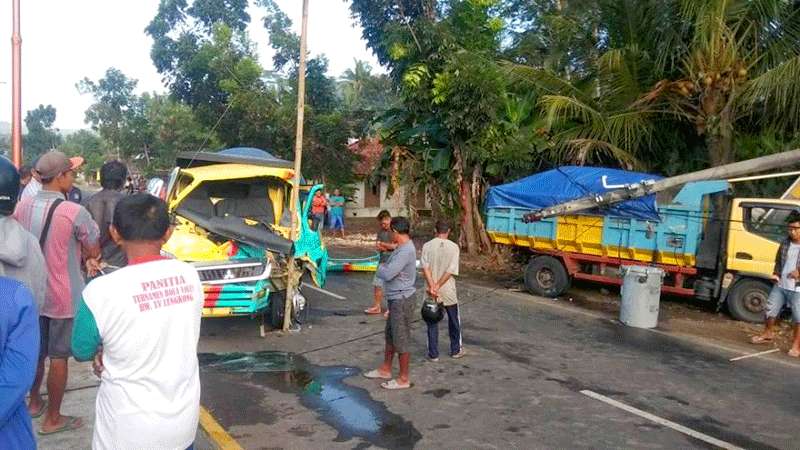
[
  {"xmin": 421, "ymin": 298, "xmax": 445, "ymax": 324},
  {"xmin": 0, "ymin": 156, "xmax": 20, "ymax": 216}
]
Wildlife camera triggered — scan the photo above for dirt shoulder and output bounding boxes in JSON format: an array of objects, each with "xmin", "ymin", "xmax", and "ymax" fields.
[{"xmin": 321, "ymin": 228, "xmax": 795, "ymax": 356}]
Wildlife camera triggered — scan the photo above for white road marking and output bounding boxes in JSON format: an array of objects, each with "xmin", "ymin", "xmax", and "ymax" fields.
[
  {"xmin": 493, "ymin": 287, "xmax": 800, "ymax": 369},
  {"xmin": 729, "ymin": 348, "xmax": 780, "ymax": 361},
  {"xmin": 580, "ymin": 390, "xmax": 745, "ymax": 450},
  {"xmin": 302, "ymin": 282, "xmax": 346, "ymax": 300}
]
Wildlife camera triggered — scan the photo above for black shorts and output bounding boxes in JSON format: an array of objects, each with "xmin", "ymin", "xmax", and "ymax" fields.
[
  {"xmin": 40, "ymin": 316, "xmax": 73, "ymax": 359},
  {"xmin": 385, "ymin": 295, "xmax": 415, "ymax": 353}
]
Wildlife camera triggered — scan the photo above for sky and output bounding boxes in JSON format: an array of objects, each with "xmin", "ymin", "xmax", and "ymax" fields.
[{"xmin": 0, "ymin": 0, "xmax": 381, "ymax": 131}]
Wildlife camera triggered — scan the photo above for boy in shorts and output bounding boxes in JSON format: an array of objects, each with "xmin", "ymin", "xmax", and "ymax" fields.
[{"xmin": 366, "ymin": 210, "xmax": 396, "ymax": 315}]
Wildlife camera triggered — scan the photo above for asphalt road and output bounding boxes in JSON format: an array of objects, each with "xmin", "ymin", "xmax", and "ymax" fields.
[{"xmin": 197, "ymin": 272, "xmax": 799, "ymax": 449}]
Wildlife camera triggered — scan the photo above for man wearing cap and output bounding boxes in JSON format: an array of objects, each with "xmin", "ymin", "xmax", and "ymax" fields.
[{"xmin": 14, "ymin": 150, "xmax": 100, "ymax": 435}]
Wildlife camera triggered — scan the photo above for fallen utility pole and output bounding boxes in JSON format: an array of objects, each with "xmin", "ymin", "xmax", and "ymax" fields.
[
  {"xmin": 523, "ymin": 148, "xmax": 800, "ymax": 222},
  {"xmin": 283, "ymin": 0, "xmax": 310, "ymax": 332}
]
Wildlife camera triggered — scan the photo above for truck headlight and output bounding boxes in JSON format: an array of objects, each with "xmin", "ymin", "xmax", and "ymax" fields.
[{"xmin": 293, "ymin": 291, "xmax": 307, "ymax": 312}]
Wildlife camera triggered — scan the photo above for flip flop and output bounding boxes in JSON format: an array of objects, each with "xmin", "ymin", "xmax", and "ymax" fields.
[
  {"xmin": 381, "ymin": 379, "xmax": 411, "ymax": 390},
  {"xmin": 38, "ymin": 416, "xmax": 83, "ymax": 436},
  {"xmin": 29, "ymin": 401, "xmax": 47, "ymax": 419},
  {"xmin": 364, "ymin": 307, "xmax": 382, "ymax": 315},
  {"xmin": 789, "ymin": 349, "xmax": 800, "ymax": 358},
  {"xmin": 363, "ymin": 369, "xmax": 392, "ymax": 380},
  {"xmin": 750, "ymin": 335, "xmax": 774, "ymax": 344}
]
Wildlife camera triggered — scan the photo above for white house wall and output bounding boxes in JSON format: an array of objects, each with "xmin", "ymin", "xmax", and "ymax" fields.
[{"xmin": 346, "ymin": 180, "xmax": 429, "ymax": 218}]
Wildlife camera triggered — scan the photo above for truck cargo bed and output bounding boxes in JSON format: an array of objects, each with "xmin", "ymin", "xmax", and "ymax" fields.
[{"xmin": 486, "ymin": 181, "xmax": 729, "ymax": 268}]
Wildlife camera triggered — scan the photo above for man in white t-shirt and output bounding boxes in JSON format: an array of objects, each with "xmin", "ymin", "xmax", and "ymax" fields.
[
  {"xmin": 751, "ymin": 210, "xmax": 800, "ymax": 357},
  {"xmin": 72, "ymin": 193, "xmax": 203, "ymax": 450},
  {"xmin": 421, "ymin": 220, "xmax": 464, "ymax": 360}
]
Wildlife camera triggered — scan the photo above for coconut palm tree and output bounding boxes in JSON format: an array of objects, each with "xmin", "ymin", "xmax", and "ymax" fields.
[
  {"xmin": 509, "ymin": 0, "xmax": 800, "ymax": 168},
  {"xmin": 632, "ymin": 0, "xmax": 800, "ymax": 165}
]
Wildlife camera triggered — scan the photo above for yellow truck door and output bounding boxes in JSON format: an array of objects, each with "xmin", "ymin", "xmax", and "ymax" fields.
[{"xmin": 727, "ymin": 199, "xmax": 800, "ymax": 275}]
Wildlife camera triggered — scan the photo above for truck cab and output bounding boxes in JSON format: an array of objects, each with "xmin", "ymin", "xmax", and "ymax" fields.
[
  {"xmin": 721, "ymin": 198, "xmax": 800, "ymax": 321},
  {"xmin": 161, "ymin": 147, "xmax": 328, "ymax": 327}
]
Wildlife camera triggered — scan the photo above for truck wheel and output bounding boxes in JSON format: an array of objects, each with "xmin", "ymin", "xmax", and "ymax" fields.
[
  {"xmin": 270, "ymin": 291, "xmax": 287, "ymax": 329},
  {"xmin": 524, "ymin": 256, "xmax": 570, "ymax": 298},
  {"xmin": 728, "ymin": 279, "xmax": 770, "ymax": 323}
]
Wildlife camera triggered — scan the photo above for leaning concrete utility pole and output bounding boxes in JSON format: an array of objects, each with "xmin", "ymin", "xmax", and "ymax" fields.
[
  {"xmin": 11, "ymin": 0, "xmax": 23, "ymax": 167},
  {"xmin": 283, "ymin": 0, "xmax": 310, "ymax": 332},
  {"xmin": 523, "ymin": 148, "xmax": 800, "ymax": 222}
]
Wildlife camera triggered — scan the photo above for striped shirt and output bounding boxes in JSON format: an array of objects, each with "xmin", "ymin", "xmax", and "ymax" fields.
[{"xmin": 14, "ymin": 190, "xmax": 99, "ymax": 318}]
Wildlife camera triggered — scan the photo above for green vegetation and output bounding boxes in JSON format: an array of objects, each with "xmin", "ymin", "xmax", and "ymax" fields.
[
  {"xmin": 23, "ymin": 104, "xmax": 62, "ymax": 164},
  {"xmin": 349, "ymin": 0, "xmax": 800, "ymax": 253},
  {"xmin": 18, "ymin": 0, "xmax": 797, "ymax": 254}
]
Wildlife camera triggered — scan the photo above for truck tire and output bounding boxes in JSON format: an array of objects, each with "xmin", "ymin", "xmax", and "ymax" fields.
[
  {"xmin": 269, "ymin": 290, "xmax": 287, "ymax": 329},
  {"xmin": 524, "ymin": 256, "xmax": 570, "ymax": 298},
  {"xmin": 728, "ymin": 279, "xmax": 770, "ymax": 323}
]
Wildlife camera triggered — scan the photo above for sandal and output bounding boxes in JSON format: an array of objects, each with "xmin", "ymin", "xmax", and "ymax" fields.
[
  {"xmin": 789, "ymin": 349, "xmax": 800, "ymax": 358},
  {"xmin": 363, "ymin": 369, "xmax": 392, "ymax": 380},
  {"xmin": 364, "ymin": 307, "xmax": 382, "ymax": 315},
  {"xmin": 29, "ymin": 400, "xmax": 47, "ymax": 419},
  {"xmin": 381, "ymin": 379, "xmax": 411, "ymax": 390},
  {"xmin": 38, "ymin": 416, "xmax": 83, "ymax": 436},
  {"xmin": 750, "ymin": 335, "xmax": 774, "ymax": 344}
]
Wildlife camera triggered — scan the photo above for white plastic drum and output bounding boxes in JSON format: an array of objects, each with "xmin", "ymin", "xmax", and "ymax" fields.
[{"xmin": 620, "ymin": 265, "xmax": 664, "ymax": 329}]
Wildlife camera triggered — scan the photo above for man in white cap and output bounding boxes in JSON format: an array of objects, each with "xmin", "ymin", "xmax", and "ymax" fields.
[{"xmin": 14, "ymin": 150, "xmax": 100, "ymax": 436}]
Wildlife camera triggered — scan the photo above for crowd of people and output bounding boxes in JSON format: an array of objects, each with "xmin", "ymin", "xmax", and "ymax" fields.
[
  {"xmin": 0, "ymin": 153, "xmax": 203, "ymax": 450},
  {"xmin": 362, "ymin": 211, "xmax": 465, "ymax": 390},
  {"xmin": 0, "ymin": 148, "xmax": 466, "ymax": 447},
  {"xmin": 309, "ymin": 188, "xmax": 346, "ymax": 237}
]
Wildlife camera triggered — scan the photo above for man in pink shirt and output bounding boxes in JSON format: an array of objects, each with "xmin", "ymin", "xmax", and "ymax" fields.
[{"xmin": 14, "ymin": 151, "xmax": 100, "ymax": 435}]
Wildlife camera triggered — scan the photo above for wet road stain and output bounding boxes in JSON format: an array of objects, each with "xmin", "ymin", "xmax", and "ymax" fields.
[
  {"xmin": 545, "ymin": 376, "xmax": 627, "ymax": 397},
  {"xmin": 199, "ymin": 351, "xmax": 422, "ymax": 448},
  {"xmin": 672, "ymin": 413, "xmax": 780, "ymax": 450},
  {"xmin": 422, "ymin": 388, "xmax": 451, "ymax": 398},
  {"xmin": 663, "ymin": 395, "xmax": 690, "ymax": 406}
]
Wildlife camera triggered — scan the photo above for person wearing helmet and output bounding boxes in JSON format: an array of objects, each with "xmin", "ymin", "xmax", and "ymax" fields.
[
  {"xmin": 0, "ymin": 156, "xmax": 46, "ymax": 308},
  {"xmin": 0, "ymin": 156, "xmax": 45, "ymax": 448},
  {"xmin": 421, "ymin": 220, "xmax": 464, "ymax": 361}
]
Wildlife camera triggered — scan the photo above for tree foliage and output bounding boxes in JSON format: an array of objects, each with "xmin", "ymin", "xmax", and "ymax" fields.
[
  {"xmin": 348, "ymin": 0, "xmax": 800, "ymax": 253},
  {"xmin": 23, "ymin": 104, "xmax": 62, "ymax": 163}
]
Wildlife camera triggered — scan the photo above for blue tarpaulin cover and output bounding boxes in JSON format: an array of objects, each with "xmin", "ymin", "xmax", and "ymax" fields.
[{"xmin": 485, "ymin": 166, "xmax": 664, "ymax": 220}]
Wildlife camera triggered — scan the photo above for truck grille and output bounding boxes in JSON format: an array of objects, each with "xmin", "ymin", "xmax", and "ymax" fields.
[{"xmin": 192, "ymin": 260, "xmax": 271, "ymax": 285}]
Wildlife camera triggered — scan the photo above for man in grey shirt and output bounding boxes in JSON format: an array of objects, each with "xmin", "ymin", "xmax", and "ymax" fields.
[{"xmin": 364, "ymin": 216, "xmax": 416, "ymax": 389}]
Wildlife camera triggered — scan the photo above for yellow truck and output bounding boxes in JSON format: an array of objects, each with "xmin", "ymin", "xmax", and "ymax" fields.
[
  {"xmin": 486, "ymin": 167, "xmax": 800, "ymax": 323},
  {"xmin": 160, "ymin": 147, "xmax": 327, "ymax": 327}
]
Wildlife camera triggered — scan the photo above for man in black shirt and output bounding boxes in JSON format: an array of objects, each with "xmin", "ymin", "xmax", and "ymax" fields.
[{"xmin": 85, "ymin": 161, "xmax": 128, "ymax": 268}]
